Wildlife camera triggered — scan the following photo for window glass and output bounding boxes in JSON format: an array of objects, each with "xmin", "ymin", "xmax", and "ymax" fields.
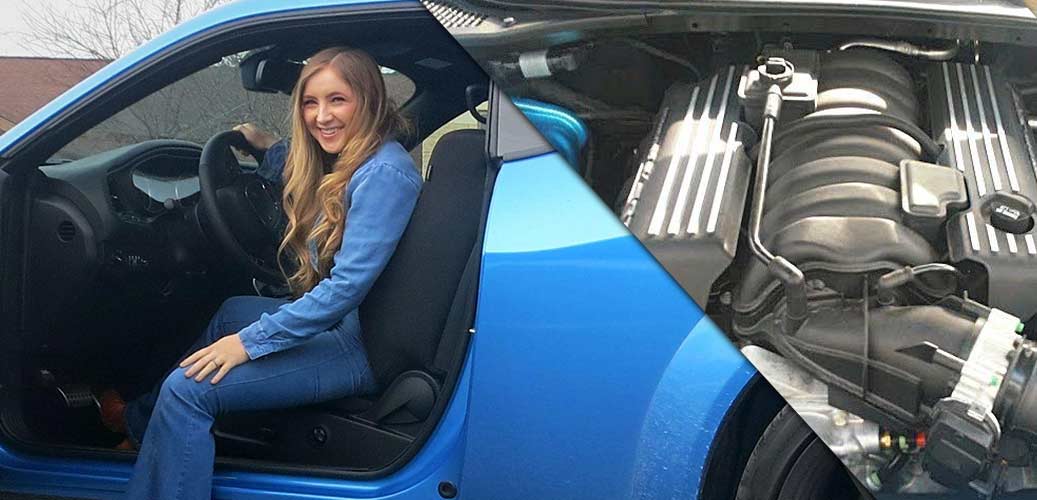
[
  {"xmin": 52, "ymin": 57, "xmax": 416, "ymax": 162},
  {"xmin": 382, "ymin": 67, "xmax": 416, "ymax": 113},
  {"xmin": 415, "ymin": 102, "xmax": 485, "ymax": 178}
]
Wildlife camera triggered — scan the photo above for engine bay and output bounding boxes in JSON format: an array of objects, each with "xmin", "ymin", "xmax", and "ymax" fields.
[{"xmin": 481, "ymin": 31, "xmax": 1037, "ymax": 497}]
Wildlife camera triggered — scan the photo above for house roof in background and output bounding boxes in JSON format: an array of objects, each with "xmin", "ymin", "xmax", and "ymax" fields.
[{"xmin": 0, "ymin": 56, "xmax": 108, "ymax": 127}]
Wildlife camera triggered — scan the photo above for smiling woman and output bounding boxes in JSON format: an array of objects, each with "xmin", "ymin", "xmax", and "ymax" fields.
[
  {"xmin": 98, "ymin": 45, "xmax": 424, "ymax": 499},
  {"xmin": 302, "ymin": 65, "xmax": 360, "ymax": 153}
]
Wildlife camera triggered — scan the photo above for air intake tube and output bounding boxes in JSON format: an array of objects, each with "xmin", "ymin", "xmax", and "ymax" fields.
[{"xmin": 779, "ymin": 296, "xmax": 1037, "ymax": 492}]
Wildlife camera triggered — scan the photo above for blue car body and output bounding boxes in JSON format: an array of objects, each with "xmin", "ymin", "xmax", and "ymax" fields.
[{"xmin": 0, "ymin": 1, "xmax": 756, "ymax": 498}]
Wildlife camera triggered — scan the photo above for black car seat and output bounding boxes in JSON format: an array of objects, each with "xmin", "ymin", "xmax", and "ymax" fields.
[
  {"xmin": 361, "ymin": 128, "xmax": 486, "ymax": 394},
  {"xmin": 213, "ymin": 129, "xmax": 489, "ymax": 468}
]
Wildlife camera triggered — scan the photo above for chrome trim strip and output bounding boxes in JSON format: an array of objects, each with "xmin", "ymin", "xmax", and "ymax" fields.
[
  {"xmin": 987, "ymin": 224, "xmax": 1001, "ymax": 253},
  {"xmin": 648, "ymin": 86, "xmax": 700, "ymax": 236},
  {"xmin": 967, "ymin": 212, "xmax": 982, "ymax": 252},
  {"xmin": 622, "ymin": 108, "xmax": 670, "ymax": 226},
  {"xmin": 985, "ymin": 66, "xmax": 1021, "ymax": 193},
  {"xmin": 668, "ymin": 73, "xmax": 719, "ymax": 235},
  {"xmin": 689, "ymin": 66, "xmax": 736, "ymax": 235},
  {"xmin": 957, "ymin": 64, "xmax": 988, "ymax": 197},
  {"xmin": 943, "ymin": 63, "xmax": 966, "ymax": 173},
  {"xmin": 1008, "ymin": 233, "xmax": 1019, "ymax": 254},
  {"xmin": 707, "ymin": 123, "xmax": 740, "ymax": 234},
  {"xmin": 970, "ymin": 65, "xmax": 1003, "ymax": 192},
  {"xmin": 1027, "ymin": 234, "xmax": 1036, "ymax": 255}
]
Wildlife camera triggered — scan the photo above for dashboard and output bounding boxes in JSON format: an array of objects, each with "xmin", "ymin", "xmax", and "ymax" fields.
[
  {"xmin": 31, "ymin": 141, "xmax": 220, "ymax": 313},
  {"xmin": 40, "ymin": 140, "xmax": 206, "ymax": 232},
  {"xmin": 130, "ymin": 159, "xmax": 200, "ymax": 209},
  {"xmin": 25, "ymin": 140, "xmax": 250, "ymax": 372},
  {"xmin": 107, "ymin": 147, "xmax": 203, "ymax": 222}
]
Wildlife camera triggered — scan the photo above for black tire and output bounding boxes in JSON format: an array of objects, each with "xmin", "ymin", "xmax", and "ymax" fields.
[{"xmin": 735, "ymin": 405, "xmax": 868, "ymax": 500}]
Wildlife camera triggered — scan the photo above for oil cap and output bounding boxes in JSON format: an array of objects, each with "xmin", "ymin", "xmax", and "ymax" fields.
[{"xmin": 986, "ymin": 193, "xmax": 1035, "ymax": 234}]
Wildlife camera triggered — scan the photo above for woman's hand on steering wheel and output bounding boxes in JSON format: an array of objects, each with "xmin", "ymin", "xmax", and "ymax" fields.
[
  {"xmin": 198, "ymin": 130, "xmax": 286, "ymax": 284},
  {"xmin": 181, "ymin": 334, "xmax": 250, "ymax": 384},
  {"xmin": 233, "ymin": 123, "xmax": 279, "ymax": 152}
]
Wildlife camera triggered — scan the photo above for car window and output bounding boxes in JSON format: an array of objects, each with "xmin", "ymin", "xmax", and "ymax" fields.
[
  {"xmin": 52, "ymin": 55, "xmax": 416, "ymax": 162},
  {"xmin": 383, "ymin": 67, "xmax": 416, "ymax": 116},
  {"xmin": 416, "ymin": 103, "xmax": 485, "ymax": 178}
]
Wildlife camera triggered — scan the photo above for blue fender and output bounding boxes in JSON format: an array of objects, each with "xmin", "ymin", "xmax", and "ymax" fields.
[
  {"xmin": 461, "ymin": 150, "xmax": 756, "ymax": 500},
  {"xmin": 627, "ymin": 320, "xmax": 756, "ymax": 498}
]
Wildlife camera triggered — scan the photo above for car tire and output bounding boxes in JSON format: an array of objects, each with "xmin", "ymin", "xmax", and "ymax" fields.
[{"xmin": 735, "ymin": 405, "xmax": 866, "ymax": 500}]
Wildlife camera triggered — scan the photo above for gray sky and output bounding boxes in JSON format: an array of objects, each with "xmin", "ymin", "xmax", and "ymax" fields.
[
  {"xmin": 0, "ymin": 1, "xmax": 226, "ymax": 58},
  {"xmin": 0, "ymin": 2, "xmax": 36, "ymax": 57}
]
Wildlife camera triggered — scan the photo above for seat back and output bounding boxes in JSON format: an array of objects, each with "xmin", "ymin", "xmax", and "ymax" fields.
[{"xmin": 359, "ymin": 130, "xmax": 487, "ymax": 387}]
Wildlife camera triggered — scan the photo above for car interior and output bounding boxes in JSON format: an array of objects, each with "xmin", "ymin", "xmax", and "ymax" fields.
[{"xmin": 0, "ymin": 6, "xmax": 491, "ymax": 478}]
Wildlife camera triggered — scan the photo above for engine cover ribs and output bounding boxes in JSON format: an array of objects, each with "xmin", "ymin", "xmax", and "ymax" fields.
[{"xmin": 930, "ymin": 62, "xmax": 1037, "ymax": 318}]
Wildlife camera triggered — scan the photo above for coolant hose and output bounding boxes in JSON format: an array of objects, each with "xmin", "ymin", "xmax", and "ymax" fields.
[{"xmin": 838, "ymin": 39, "xmax": 960, "ymax": 61}]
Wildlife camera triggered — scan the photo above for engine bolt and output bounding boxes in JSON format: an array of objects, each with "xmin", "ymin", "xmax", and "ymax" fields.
[
  {"xmin": 438, "ymin": 481, "xmax": 458, "ymax": 498},
  {"xmin": 311, "ymin": 427, "xmax": 328, "ymax": 445},
  {"xmin": 833, "ymin": 411, "xmax": 847, "ymax": 427},
  {"xmin": 719, "ymin": 291, "xmax": 733, "ymax": 305}
]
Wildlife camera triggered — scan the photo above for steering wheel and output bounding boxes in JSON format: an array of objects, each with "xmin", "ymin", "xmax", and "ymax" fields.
[{"xmin": 198, "ymin": 130, "xmax": 286, "ymax": 285}]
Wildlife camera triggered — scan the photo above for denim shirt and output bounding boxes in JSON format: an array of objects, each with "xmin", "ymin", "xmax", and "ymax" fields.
[
  {"xmin": 253, "ymin": 139, "xmax": 289, "ymax": 184},
  {"xmin": 237, "ymin": 140, "xmax": 422, "ymax": 359}
]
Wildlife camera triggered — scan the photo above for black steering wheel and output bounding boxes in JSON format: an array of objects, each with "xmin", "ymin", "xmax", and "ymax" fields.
[{"xmin": 198, "ymin": 130, "xmax": 286, "ymax": 285}]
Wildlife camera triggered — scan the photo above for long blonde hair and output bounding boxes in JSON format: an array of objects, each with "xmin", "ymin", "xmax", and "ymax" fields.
[{"xmin": 279, "ymin": 47, "xmax": 408, "ymax": 296}]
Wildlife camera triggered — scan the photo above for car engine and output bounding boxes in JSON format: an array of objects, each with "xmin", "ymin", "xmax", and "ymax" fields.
[{"xmin": 620, "ymin": 42, "xmax": 1037, "ymax": 496}]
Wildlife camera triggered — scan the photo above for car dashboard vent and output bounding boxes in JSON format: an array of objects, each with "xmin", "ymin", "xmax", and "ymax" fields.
[
  {"xmin": 421, "ymin": 0, "xmax": 486, "ymax": 29},
  {"xmin": 58, "ymin": 221, "xmax": 76, "ymax": 242}
]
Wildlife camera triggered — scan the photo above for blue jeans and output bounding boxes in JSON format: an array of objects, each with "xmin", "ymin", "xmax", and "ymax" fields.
[{"xmin": 124, "ymin": 296, "xmax": 377, "ymax": 500}]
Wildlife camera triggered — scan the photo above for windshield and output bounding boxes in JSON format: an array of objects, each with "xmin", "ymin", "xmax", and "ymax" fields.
[
  {"xmin": 49, "ymin": 54, "xmax": 417, "ymax": 163},
  {"xmin": 51, "ymin": 53, "xmax": 289, "ymax": 162}
]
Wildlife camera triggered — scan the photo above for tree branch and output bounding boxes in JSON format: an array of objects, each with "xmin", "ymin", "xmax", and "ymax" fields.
[{"xmin": 19, "ymin": 0, "xmax": 230, "ymax": 59}]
